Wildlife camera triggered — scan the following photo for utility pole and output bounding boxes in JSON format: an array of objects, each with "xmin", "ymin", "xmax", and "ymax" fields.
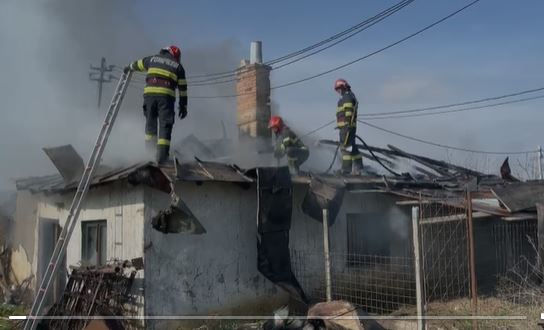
[{"xmin": 89, "ymin": 57, "xmax": 115, "ymax": 109}]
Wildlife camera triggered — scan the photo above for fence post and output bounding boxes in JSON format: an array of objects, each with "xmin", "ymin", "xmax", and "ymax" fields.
[
  {"xmin": 411, "ymin": 206, "xmax": 425, "ymax": 330},
  {"xmin": 466, "ymin": 191, "xmax": 478, "ymax": 329},
  {"xmin": 538, "ymin": 146, "xmax": 543, "ymax": 180},
  {"xmin": 536, "ymin": 203, "xmax": 544, "ymax": 273},
  {"xmin": 322, "ymin": 208, "xmax": 332, "ymax": 302}
]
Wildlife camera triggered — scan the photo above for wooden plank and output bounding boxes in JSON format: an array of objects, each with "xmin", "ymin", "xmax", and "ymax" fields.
[{"xmin": 491, "ymin": 182, "xmax": 544, "ymax": 212}]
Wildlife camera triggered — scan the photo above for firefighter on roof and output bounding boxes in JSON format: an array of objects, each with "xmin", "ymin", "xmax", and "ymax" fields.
[
  {"xmin": 268, "ymin": 116, "xmax": 309, "ymax": 175},
  {"xmin": 334, "ymin": 78, "xmax": 363, "ymax": 175},
  {"xmin": 124, "ymin": 45, "xmax": 188, "ymax": 165}
]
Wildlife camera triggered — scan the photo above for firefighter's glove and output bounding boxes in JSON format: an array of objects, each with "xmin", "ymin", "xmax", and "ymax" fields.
[
  {"xmin": 178, "ymin": 105, "xmax": 188, "ymax": 119},
  {"xmin": 123, "ymin": 66, "xmax": 131, "ymax": 74}
]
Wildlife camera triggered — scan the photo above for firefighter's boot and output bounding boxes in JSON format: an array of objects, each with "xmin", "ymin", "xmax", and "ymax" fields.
[
  {"xmin": 341, "ymin": 153, "xmax": 352, "ymax": 175},
  {"xmin": 156, "ymin": 145, "xmax": 170, "ymax": 165},
  {"xmin": 287, "ymin": 158, "xmax": 299, "ymax": 176},
  {"xmin": 351, "ymin": 157, "xmax": 363, "ymax": 176},
  {"xmin": 145, "ymin": 138, "xmax": 156, "ymax": 157}
]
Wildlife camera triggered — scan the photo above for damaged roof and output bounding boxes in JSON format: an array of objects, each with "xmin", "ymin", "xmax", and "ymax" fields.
[
  {"xmin": 15, "ymin": 162, "xmax": 161, "ymax": 193},
  {"xmin": 15, "ymin": 143, "xmax": 544, "ymax": 220},
  {"xmin": 174, "ymin": 158, "xmax": 253, "ymax": 182}
]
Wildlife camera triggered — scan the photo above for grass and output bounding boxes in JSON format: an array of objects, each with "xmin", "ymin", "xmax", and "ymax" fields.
[
  {"xmin": 392, "ymin": 297, "xmax": 542, "ymax": 330},
  {"xmin": 0, "ymin": 304, "xmax": 26, "ymax": 330}
]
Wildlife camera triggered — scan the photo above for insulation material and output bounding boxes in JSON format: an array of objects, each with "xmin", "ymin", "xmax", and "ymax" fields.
[
  {"xmin": 302, "ymin": 177, "xmax": 345, "ymax": 226},
  {"xmin": 256, "ymin": 167, "xmax": 308, "ymax": 304}
]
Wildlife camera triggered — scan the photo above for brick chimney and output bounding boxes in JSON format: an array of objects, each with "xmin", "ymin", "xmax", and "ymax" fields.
[{"xmin": 236, "ymin": 41, "xmax": 271, "ymax": 139}]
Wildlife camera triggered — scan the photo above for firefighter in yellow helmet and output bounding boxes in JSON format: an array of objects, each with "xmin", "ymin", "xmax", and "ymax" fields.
[
  {"xmin": 124, "ymin": 45, "xmax": 187, "ymax": 165},
  {"xmin": 268, "ymin": 116, "xmax": 309, "ymax": 175},
  {"xmin": 334, "ymin": 79, "xmax": 362, "ymax": 175}
]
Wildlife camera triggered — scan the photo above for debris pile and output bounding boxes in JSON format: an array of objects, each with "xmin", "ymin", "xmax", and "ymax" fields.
[{"xmin": 41, "ymin": 259, "xmax": 143, "ymax": 330}]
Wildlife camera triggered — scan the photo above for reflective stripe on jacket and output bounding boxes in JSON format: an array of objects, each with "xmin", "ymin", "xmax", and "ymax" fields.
[
  {"xmin": 131, "ymin": 52, "xmax": 187, "ymax": 107},
  {"xmin": 336, "ymin": 91, "xmax": 358, "ymax": 129}
]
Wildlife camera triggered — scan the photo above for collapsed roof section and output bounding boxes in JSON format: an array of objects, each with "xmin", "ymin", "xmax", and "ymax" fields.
[{"xmin": 14, "ymin": 144, "xmax": 544, "ymax": 219}]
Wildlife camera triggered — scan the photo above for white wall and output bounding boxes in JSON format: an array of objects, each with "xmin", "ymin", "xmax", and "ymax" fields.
[
  {"xmin": 143, "ymin": 182, "xmax": 287, "ymax": 329},
  {"xmin": 28, "ymin": 181, "xmax": 146, "ymax": 316},
  {"xmin": 11, "ymin": 190, "xmax": 39, "ymax": 285},
  {"xmin": 33, "ymin": 181, "xmax": 145, "ymax": 272},
  {"xmin": 289, "ymin": 188, "xmax": 411, "ymax": 296}
]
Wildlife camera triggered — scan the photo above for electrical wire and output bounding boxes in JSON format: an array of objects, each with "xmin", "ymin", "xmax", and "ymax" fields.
[
  {"xmin": 187, "ymin": 0, "xmax": 414, "ymax": 87},
  {"xmin": 120, "ymin": 0, "xmax": 476, "ymax": 95},
  {"xmin": 184, "ymin": 0, "xmax": 415, "ymax": 81},
  {"xmin": 358, "ymin": 120, "xmax": 536, "ymax": 155},
  {"xmin": 361, "ymin": 86, "xmax": 544, "ymax": 117},
  {"xmin": 188, "ymin": 0, "xmax": 415, "ymax": 85},
  {"xmin": 187, "ymin": 0, "xmax": 480, "ymax": 98},
  {"xmin": 271, "ymin": 0, "xmax": 481, "ymax": 90},
  {"xmin": 363, "ymin": 94, "xmax": 544, "ymax": 120}
]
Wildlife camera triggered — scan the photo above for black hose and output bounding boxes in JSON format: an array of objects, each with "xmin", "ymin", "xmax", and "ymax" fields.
[
  {"xmin": 323, "ymin": 144, "xmax": 341, "ymax": 174},
  {"xmin": 356, "ymin": 135, "xmax": 402, "ymax": 177}
]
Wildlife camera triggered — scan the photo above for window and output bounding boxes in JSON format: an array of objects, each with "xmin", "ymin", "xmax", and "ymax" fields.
[
  {"xmin": 347, "ymin": 213, "xmax": 391, "ymax": 259},
  {"xmin": 82, "ymin": 220, "xmax": 107, "ymax": 266}
]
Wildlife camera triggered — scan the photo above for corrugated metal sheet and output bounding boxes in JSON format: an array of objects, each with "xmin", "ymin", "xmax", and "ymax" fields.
[
  {"xmin": 15, "ymin": 162, "xmax": 155, "ymax": 193},
  {"xmin": 15, "ymin": 159, "xmax": 256, "ymax": 193},
  {"xmin": 175, "ymin": 158, "xmax": 253, "ymax": 182}
]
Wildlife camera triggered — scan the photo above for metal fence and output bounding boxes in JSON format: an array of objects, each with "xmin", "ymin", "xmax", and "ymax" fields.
[
  {"xmin": 492, "ymin": 220, "xmax": 538, "ymax": 277},
  {"xmin": 291, "ymin": 250, "xmax": 416, "ymax": 315},
  {"xmin": 419, "ymin": 201, "xmax": 471, "ymax": 303},
  {"xmin": 290, "ymin": 195, "xmax": 541, "ymax": 329}
]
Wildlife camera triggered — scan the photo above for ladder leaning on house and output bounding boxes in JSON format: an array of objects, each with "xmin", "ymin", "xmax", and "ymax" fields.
[{"xmin": 23, "ymin": 71, "xmax": 133, "ymax": 330}]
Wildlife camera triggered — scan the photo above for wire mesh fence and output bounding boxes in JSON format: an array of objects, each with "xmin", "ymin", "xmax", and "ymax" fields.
[
  {"xmin": 290, "ymin": 196, "xmax": 541, "ymax": 329},
  {"xmin": 290, "ymin": 250, "xmax": 417, "ymax": 315},
  {"xmin": 492, "ymin": 220, "xmax": 538, "ymax": 277},
  {"xmin": 419, "ymin": 201, "xmax": 470, "ymax": 303}
]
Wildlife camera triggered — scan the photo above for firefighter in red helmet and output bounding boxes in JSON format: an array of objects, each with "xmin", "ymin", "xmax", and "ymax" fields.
[
  {"xmin": 268, "ymin": 116, "xmax": 309, "ymax": 175},
  {"xmin": 124, "ymin": 45, "xmax": 188, "ymax": 165},
  {"xmin": 334, "ymin": 79, "xmax": 362, "ymax": 175}
]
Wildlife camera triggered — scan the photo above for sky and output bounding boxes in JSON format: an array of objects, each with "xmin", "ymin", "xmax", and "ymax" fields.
[{"xmin": 1, "ymin": 0, "xmax": 543, "ymax": 190}]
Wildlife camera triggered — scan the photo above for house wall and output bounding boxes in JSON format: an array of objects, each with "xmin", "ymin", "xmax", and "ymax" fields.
[
  {"xmin": 33, "ymin": 181, "xmax": 145, "ymax": 269},
  {"xmin": 143, "ymin": 181, "xmax": 287, "ymax": 329},
  {"xmin": 21, "ymin": 181, "xmax": 146, "ymax": 316},
  {"xmin": 289, "ymin": 187, "xmax": 412, "ymax": 296},
  {"xmin": 143, "ymin": 181, "xmax": 410, "ymax": 329},
  {"xmin": 11, "ymin": 190, "xmax": 39, "ymax": 284}
]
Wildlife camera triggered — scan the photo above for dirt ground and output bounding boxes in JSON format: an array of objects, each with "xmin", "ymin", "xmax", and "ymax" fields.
[{"xmin": 386, "ymin": 297, "xmax": 543, "ymax": 330}]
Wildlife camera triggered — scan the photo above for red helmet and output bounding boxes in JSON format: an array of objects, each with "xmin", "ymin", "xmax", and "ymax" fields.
[
  {"xmin": 268, "ymin": 115, "xmax": 284, "ymax": 130},
  {"xmin": 162, "ymin": 45, "xmax": 181, "ymax": 62},
  {"xmin": 334, "ymin": 78, "xmax": 350, "ymax": 91}
]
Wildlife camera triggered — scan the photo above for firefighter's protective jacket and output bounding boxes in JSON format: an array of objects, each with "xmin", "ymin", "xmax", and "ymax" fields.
[
  {"xmin": 130, "ymin": 52, "xmax": 187, "ymax": 108},
  {"xmin": 274, "ymin": 126, "xmax": 307, "ymax": 159},
  {"xmin": 336, "ymin": 90, "xmax": 358, "ymax": 147},
  {"xmin": 336, "ymin": 91, "xmax": 358, "ymax": 129}
]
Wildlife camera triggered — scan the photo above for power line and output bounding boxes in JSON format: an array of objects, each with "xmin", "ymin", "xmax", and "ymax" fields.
[
  {"xmin": 358, "ymin": 120, "xmax": 536, "ymax": 155},
  {"xmin": 271, "ymin": 0, "xmax": 481, "ymax": 90},
  {"xmin": 184, "ymin": 0, "xmax": 415, "ymax": 81},
  {"xmin": 188, "ymin": 0, "xmax": 415, "ymax": 87},
  {"xmin": 188, "ymin": 0, "xmax": 415, "ymax": 85},
  {"xmin": 266, "ymin": 0, "xmax": 414, "ymax": 66},
  {"xmin": 362, "ymin": 94, "xmax": 544, "ymax": 120},
  {"xmin": 299, "ymin": 120, "xmax": 337, "ymax": 139},
  {"xmin": 189, "ymin": 0, "xmax": 480, "ymax": 98},
  {"xmin": 361, "ymin": 86, "xmax": 544, "ymax": 117},
  {"xmin": 272, "ymin": 0, "xmax": 415, "ymax": 71}
]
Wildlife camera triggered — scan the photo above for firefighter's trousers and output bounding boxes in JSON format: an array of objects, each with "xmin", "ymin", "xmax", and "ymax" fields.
[
  {"xmin": 285, "ymin": 147, "xmax": 309, "ymax": 174},
  {"xmin": 143, "ymin": 95, "xmax": 175, "ymax": 164},
  {"xmin": 339, "ymin": 127, "xmax": 363, "ymax": 174}
]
